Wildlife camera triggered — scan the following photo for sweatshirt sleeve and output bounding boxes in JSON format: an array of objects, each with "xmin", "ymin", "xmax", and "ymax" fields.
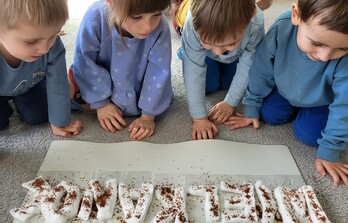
[
  {"xmin": 72, "ymin": 3, "xmax": 112, "ymax": 109},
  {"xmin": 242, "ymin": 26, "xmax": 277, "ymax": 119},
  {"xmin": 224, "ymin": 9, "xmax": 265, "ymax": 107},
  {"xmin": 181, "ymin": 12, "xmax": 209, "ymax": 119},
  {"xmin": 138, "ymin": 17, "xmax": 173, "ymax": 117},
  {"xmin": 46, "ymin": 36, "xmax": 71, "ymax": 127},
  {"xmin": 317, "ymin": 56, "xmax": 348, "ymax": 161}
]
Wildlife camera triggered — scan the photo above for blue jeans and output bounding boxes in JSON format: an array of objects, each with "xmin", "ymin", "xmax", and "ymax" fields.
[
  {"xmin": 205, "ymin": 57, "xmax": 238, "ymax": 93},
  {"xmin": 0, "ymin": 78, "xmax": 48, "ymax": 130},
  {"xmin": 260, "ymin": 88, "xmax": 329, "ymax": 146}
]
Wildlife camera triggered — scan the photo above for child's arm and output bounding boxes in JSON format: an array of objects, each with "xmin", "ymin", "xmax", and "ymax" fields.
[
  {"xmin": 72, "ymin": 3, "xmax": 114, "ymax": 111},
  {"xmin": 181, "ymin": 12, "xmax": 210, "ymax": 120},
  {"xmin": 45, "ymin": 37, "xmax": 83, "ymax": 137},
  {"xmin": 218, "ymin": 8, "xmax": 265, "ymax": 124},
  {"xmin": 316, "ymin": 57, "xmax": 348, "ymax": 187},
  {"xmin": 133, "ymin": 17, "xmax": 173, "ymax": 140},
  {"xmin": 181, "ymin": 12, "xmax": 217, "ymax": 139}
]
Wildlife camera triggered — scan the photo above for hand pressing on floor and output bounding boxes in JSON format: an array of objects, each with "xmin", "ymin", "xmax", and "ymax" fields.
[
  {"xmin": 315, "ymin": 158, "xmax": 348, "ymax": 187},
  {"xmin": 129, "ymin": 115, "xmax": 155, "ymax": 140},
  {"xmin": 97, "ymin": 102, "xmax": 127, "ymax": 133}
]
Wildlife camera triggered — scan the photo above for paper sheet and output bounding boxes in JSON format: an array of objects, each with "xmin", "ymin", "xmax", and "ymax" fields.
[{"xmin": 14, "ymin": 140, "xmax": 305, "ymax": 223}]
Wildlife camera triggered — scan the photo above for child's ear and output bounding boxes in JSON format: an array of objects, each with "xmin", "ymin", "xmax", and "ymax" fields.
[{"xmin": 291, "ymin": 3, "xmax": 301, "ymax": 26}]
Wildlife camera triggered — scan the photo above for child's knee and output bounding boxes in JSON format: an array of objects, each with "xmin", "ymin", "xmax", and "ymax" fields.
[
  {"xmin": 24, "ymin": 116, "xmax": 48, "ymax": 125},
  {"xmin": 0, "ymin": 104, "xmax": 13, "ymax": 129},
  {"xmin": 293, "ymin": 120, "xmax": 320, "ymax": 147},
  {"xmin": 0, "ymin": 119, "xmax": 10, "ymax": 130},
  {"xmin": 260, "ymin": 105, "xmax": 291, "ymax": 125},
  {"xmin": 205, "ymin": 81, "xmax": 219, "ymax": 94},
  {"xmin": 20, "ymin": 112, "xmax": 48, "ymax": 125}
]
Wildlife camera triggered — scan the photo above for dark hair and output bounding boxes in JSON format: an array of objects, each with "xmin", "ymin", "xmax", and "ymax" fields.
[
  {"xmin": 298, "ymin": 0, "xmax": 348, "ymax": 34},
  {"xmin": 191, "ymin": 0, "xmax": 256, "ymax": 44}
]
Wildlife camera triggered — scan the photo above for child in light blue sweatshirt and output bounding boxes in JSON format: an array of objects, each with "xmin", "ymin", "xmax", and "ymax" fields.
[{"xmin": 227, "ymin": 0, "xmax": 348, "ymax": 187}]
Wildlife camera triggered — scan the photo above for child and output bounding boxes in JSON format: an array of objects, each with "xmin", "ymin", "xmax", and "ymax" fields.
[
  {"xmin": 227, "ymin": 0, "xmax": 348, "ymax": 187},
  {"xmin": 0, "ymin": 0, "xmax": 82, "ymax": 138},
  {"xmin": 181, "ymin": 0, "xmax": 265, "ymax": 140},
  {"xmin": 69, "ymin": 0, "xmax": 173, "ymax": 140}
]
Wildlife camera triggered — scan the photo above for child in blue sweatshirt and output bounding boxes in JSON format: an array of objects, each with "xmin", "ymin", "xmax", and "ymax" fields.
[
  {"xmin": 227, "ymin": 0, "xmax": 348, "ymax": 187},
  {"xmin": 0, "ymin": 0, "xmax": 82, "ymax": 137}
]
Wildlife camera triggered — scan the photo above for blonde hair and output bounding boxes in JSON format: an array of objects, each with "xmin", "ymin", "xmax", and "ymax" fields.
[
  {"xmin": 107, "ymin": 0, "xmax": 171, "ymax": 37},
  {"xmin": 191, "ymin": 0, "xmax": 256, "ymax": 44},
  {"xmin": 0, "ymin": 0, "xmax": 69, "ymax": 29}
]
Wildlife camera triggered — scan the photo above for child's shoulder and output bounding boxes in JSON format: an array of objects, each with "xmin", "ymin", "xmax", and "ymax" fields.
[
  {"xmin": 270, "ymin": 10, "xmax": 292, "ymax": 30},
  {"xmin": 83, "ymin": 0, "xmax": 106, "ymax": 20},
  {"xmin": 266, "ymin": 10, "xmax": 293, "ymax": 36},
  {"xmin": 250, "ymin": 6, "xmax": 265, "ymax": 27}
]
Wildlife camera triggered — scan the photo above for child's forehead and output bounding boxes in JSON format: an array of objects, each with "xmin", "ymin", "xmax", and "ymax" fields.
[
  {"xmin": 198, "ymin": 31, "xmax": 243, "ymax": 47},
  {"xmin": 9, "ymin": 22, "xmax": 63, "ymax": 38},
  {"xmin": 302, "ymin": 17, "xmax": 348, "ymax": 48}
]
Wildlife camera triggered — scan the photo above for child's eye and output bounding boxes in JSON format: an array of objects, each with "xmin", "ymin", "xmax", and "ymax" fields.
[
  {"xmin": 312, "ymin": 42, "xmax": 322, "ymax": 47},
  {"xmin": 340, "ymin": 48, "xmax": 348, "ymax": 52},
  {"xmin": 131, "ymin": 15, "xmax": 142, "ymax": 20},
  {"xmin": 25, "ymin": 41, "xmax": 37, "ymax": 45}
]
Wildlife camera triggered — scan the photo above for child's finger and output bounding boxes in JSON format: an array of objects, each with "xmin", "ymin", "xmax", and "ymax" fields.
[
  {"xmin": 137, "ymin": 128, "xmax": 152, "ymax": 140},
  {"xmin": 315, "ymin": 160, "xmax": 326, "ymax": 176},
  {"xmin": 110, "ymin": 118, "xmax": 124, "ymax": 131},
  {"xmin": 103, "ymin": 119, "xmax": 115, "ymax": 133}
]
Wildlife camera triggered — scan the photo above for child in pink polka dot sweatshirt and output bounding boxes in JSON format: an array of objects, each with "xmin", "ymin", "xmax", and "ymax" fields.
[{"xmin": 69, "ymin": 0, "xmax": 173, "ymax": 140}]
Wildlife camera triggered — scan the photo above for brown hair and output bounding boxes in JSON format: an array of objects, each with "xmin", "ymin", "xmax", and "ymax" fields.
[
  {"xmin": 0, "ymin": 0, "xmax": 69, "ymax": 29},
  {"xmin": 107, "ymin": 0, "xmax": 171, "ymax": 37},
  {"xmin": 298, "ymin": 0, "xmax": 348, "ymax": 34},
  {"xmin": 191, "ymin": 0, "xmax": 256, "ymax": 44}
]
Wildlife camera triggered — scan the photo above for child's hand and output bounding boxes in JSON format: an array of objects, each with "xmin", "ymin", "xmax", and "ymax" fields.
[
  {"xmin": 224, "ymin": 113, "xmax": 260, "ymax": 130},
  {"xmin": 128, "ymin": 115, "xmax": 155, "ymax": 140},
  {"xmin": 97, "ymin": 103, "xmax": 126, "ymax": 133},
  {"xmin": 192, "ymin": 117, "xmax": 218, "ymax": 140},
  {"xmin": 208, "ymin": 101, "xmax": 234, "ymax": 125},
  {"xmin": 51, "ymin": 120, "xmax": 83, "ymax": 137},
  {"xmin": 315, "ymin": 158, "xmax": 348, "ymax": 187}
]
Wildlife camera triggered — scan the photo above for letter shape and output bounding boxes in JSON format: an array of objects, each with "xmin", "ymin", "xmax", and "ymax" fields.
[
  {"xmin": 220, "ymin": 181, "xmax": 258, "ymax": 222},
  {"xmin": 41, "ymin": 181, "xmax": 81, "ymax": 223},
  {"xmin": 89, "ymin": 179, "xmax": 118, "ymax": 221},
  {"xmin": 188, "ymin": 185, "xmax": 220, "ymax": 222},
  {"xmin": 151, "ymin": 185, "xmax": 188, "ymax": 223},
  {"xmin": 10, "ymin": 176, "xmax": 51, "ymax": 222},
  {"xmin": 118, "ymin": 182, "xmax": 154, "ymax": 223},
  {"xmin": 254, "ymin": 181, "xmax": 282, "ymax": 223}
]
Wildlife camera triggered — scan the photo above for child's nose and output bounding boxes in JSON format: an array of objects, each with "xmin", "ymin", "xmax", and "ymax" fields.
[
  {"xmin": 142, "ymin": 21, "xmax": 153, "ymax": 33},
  {"xmin": 212, "ymin": 47, "xmax": 224, "ymax": 55},
  {"xmin": 37, "ymin": 42, "xmax": 50, "ymax": 54},
  {"xmin": 317, "ymin": 49, "xmax": 333, "ymax": 62}
]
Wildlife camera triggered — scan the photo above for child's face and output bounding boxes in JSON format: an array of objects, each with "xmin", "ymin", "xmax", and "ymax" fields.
[
  {"xmin": 122, "ymin": 11, "xmax": 162, "ymax": 39},
  {"xmin": 0, "ymin": 22, "xmax": 62, "ymax": 63},
  {"xmin": 292, "ymin": 5, "xmax": 348, "ymax": 61},
  {"xmin": 199, "ymin": 32, "xmax": 243, "ymax": 56}
]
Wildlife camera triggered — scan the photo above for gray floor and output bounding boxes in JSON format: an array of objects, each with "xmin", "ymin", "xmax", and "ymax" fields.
[{"xmin": 1, "ymin": 0, "xmax": 347, "ymax": 222}]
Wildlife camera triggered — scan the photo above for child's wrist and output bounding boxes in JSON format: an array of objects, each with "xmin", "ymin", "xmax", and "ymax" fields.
[{"xmin": 140, "ymin": 114, "xmax": 155, "ymax": 121}]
